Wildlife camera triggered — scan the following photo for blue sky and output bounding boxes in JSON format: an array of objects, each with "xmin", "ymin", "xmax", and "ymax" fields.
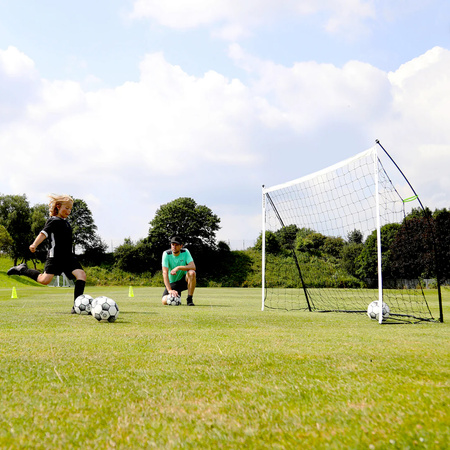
[
  {"xmin": 0, "ymin": 0, "xmax": 449, "ymax": 249},
  {"xmin": 2, "ymin": 1, "xmax": 449, "ymax": 83}
]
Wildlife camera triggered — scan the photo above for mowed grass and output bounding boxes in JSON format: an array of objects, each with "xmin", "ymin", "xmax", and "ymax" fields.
[{"xmin": 0, "ymin": 282, "xmax": 449, "ymax": 449}]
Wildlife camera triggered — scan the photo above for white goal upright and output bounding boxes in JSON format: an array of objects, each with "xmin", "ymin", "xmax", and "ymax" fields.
[{"xmin": 262, "ymin": 142, "xmax": 438, "ymax": 323}]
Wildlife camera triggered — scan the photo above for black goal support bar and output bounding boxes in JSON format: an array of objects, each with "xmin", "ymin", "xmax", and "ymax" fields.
[
  {"xmin": 376, "ymin": 139, "xmax": 444, "ymax": 323},
  {"xmin": 265, "ymin": 192, "xmax": 313, "ymax": 312}
]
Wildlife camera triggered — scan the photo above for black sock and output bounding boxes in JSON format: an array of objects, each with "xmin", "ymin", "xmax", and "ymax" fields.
[
  {"xmin": 74, "ymin": 280, "xmax": 86, "ymax": 301},
  {"xmin": 22, "ymin": 268, "xmax": 40, "ymax": 282},
  {"xmin": 187, "ymin": 295, "xmax": 193, "ymax": 302}
]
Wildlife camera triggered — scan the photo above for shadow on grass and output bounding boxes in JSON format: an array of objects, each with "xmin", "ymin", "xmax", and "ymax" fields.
[
  {"xmin": 180, "ymin": 304, "xmax": 232, "ymax": 308},
  {"xmin": 0, "ymin": 273, "xmax": 43, "ymax": 287}
]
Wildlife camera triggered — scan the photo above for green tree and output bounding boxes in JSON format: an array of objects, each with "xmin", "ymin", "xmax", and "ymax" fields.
[
  {"xmin": 0, "ymin": 224, "xmax": 13, "ymax": 254},
  {"xmin": 275, "ymin": 225, "xmax": 300, "ymax": 251},
  {"xmin": 433, "ymin": 209, "xmax": 450, "ymax": 279},
  {"xmin": 390, "ymin": 208, "xmax": 450, "ymax": 280},
  {"xmin": 347, "ymin": 229, "xmax": 363, "ymax": 244},
  {"xmin": 111, "ymin": 198, "xmax": 223, "ymax": 276},
  {"xmin": 68, "ymin": 198, "xmax": 106, "ymax": 255},
  {"xmin": 405, "ymin": 206, "xmax": 433, "ymax": 220},
  {"xmin": 296, "ymin": 231, "xmax": 326, "ymax": 255},
  {"xmin": 30, "ymin": 203, "xmax": 48, "ymax": 236},
  {"xmin": 212, "ymin": 249, "xmax": 253, "ymax": 287},
  {"xmin": 147, "ymin": 197, "xmax": 221, "ymax": 252},
  {"xmin": 356, "ymin": 223, "xmax": 401, "ymax": 280},
  {"xmin": 341, "ymin": 242, "xmax": 364, "ymax": 278},
  {"xmin": 114, "ymin": 238, "xmax": 153, "ymax": 273},
  {"xmin": 253, "ymin": 231, "xmax": 281, "ymax": 255},
  {"xmin": 322, "ymin": 236, "xmax": 345, "ymax": 258},
  {"xmin": 0, "ymin": 194, "xmax": 33, "ymax": 264}
]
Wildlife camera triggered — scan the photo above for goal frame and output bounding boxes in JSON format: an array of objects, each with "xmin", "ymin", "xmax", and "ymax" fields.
[{"xmin": 261, "ymin": 143, "xmax": 443, "ymax": 323}]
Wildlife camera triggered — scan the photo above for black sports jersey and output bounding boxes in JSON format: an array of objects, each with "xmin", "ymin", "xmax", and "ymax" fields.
[{"xmin": 41, "ymin": 216, "xmax": 73, "ymax": 259}]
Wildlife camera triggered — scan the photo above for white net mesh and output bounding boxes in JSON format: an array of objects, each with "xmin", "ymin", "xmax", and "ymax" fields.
[{"xmin": 262, "ymin": 146, "xmax": 434, "ymax": 322}]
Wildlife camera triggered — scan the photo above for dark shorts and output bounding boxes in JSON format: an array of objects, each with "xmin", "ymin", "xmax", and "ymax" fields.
[
  {"xmin": 44, "ymin": 257, "xmax": 83, "ymax": 280},
  {"xmin": 162, "ymin": 277, "xmax": 188, "ymax": 296}
]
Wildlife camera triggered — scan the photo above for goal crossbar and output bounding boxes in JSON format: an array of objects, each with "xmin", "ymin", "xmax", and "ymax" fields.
[{"xmin": 263, "ymin": 148, "xmax": 375, "ymax": 195}]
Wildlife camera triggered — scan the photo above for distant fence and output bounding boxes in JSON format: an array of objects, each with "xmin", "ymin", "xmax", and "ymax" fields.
[
  {"xmin": 222, "ymin": 240, "xmax": 256, "ymax": 251},
  {"xmin": 367, "ymin": 278, "xmax": 450, "ymax": 289}
]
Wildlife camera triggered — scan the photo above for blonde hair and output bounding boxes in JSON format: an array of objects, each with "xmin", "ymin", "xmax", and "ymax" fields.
[{"xmin": 48, "ymin": 194, "xmax": 73, "ymax": 217}]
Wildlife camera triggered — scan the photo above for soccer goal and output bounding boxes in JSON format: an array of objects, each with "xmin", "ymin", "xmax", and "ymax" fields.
[{"xmin": 262, "ymin": 141, "xmax": 441, "ymax": 323}]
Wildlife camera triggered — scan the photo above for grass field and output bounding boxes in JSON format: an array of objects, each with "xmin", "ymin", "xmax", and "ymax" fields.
[{"xmin": 0, "ymin": 266, "xmax": 449, "ymax": 448}]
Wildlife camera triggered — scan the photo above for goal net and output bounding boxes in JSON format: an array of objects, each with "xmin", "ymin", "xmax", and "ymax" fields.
[{"xmin": 262, "ymin": 144, "xmax": 436, "ymax": 323}]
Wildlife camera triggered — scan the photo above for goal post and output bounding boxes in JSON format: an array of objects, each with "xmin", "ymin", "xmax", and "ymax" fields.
[
  {"xmin": 374, "ymin": 149, "xmax": 383, "ymax": 323},
  {"xmin": 261, "ymin": 143, "xmax": 439, "ymax": 323}
]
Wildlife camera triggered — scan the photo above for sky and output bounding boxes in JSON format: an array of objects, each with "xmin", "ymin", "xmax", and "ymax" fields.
[{"xmin": 0, "ymin": 0, "xmax": 449, "ymax": 251}]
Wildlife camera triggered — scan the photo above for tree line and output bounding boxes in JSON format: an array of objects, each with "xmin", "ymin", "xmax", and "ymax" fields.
[
  {"xmin": 0, "ymin": 194, "xmax": 106, "ymax": 266},
  {"xmin": 258, "ymin": 207, "xmax": 450, "ymax": 288},
  {"xmin": 0, "ymin": 195, "xmax": 253, "ymax": 287},
  {"xmin": 1, "ymin": 193, "xmax": 449, "ymax": 288}
]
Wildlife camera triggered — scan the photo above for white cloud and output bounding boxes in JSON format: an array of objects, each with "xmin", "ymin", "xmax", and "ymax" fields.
[
  {"xmin": 230, "ymin": 43, "xmax": 391, "ymax": 132},
  {"xmin": 0, "ymin": 46, "xmax": 39, "ymax": 121},
  {"xmin": 0, "ymin": 49, "xmax": 262, "ymax": 242},
  {"xmin": 388, "ymin": 47, "xmax": 450, "ymax": 135},
  {"xmin": 376, "ymin": 46, "xmax": 450, "ymax": 208},
  {"xmin": 129, "ymin": 0, "xmax": 378, "ymax": 40},
  {"xmin": 0, "ymin": 43, "xmax": 449, "ymax": 244},
  {"xmin": 323, "ymin": 0, "xmax": 375, "ymax": 37},
  {"xmin": 28, "ymin": 79, "xmax": 87, "ymax": 121},
  {"xmin": 0, "ymin": 46, "xmax": 36, "ymax": 77}
]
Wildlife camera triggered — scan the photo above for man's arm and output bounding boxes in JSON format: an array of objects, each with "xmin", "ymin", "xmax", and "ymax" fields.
[
  {"xmin": 163, "ymin": 266, "xmax": 180, "ymax": 297},
  {"xmin": 170, "ymin": 260, "xmax": 196, "ymax": 275},
  {"xmin": 162, "ymin": 266, "xmax": 172, "ymax": 292}
]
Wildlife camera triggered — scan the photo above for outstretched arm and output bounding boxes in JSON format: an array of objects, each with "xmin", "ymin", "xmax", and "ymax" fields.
[{"xmin": 29, "ymin": 232, "xmax": 47, "ymax": 253}]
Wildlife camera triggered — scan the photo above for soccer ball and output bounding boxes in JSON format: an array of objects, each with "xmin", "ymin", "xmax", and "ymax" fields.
[
  {"xmin": 166, "ymin": 295, "xmax": 181, "ymax": 306},
  {"xmin": 92, "ymin": 296, "xmax": 119, "ymax": 322},
  {"xmin": 74, "ymin": 294, "xmax": 94, "ymax": 315},
  {"xmin": 91, "ymin": 296, "xmax": 100, "ymax": 310},
  {"xmin": 367, "ymin": 301, "xmax": 390, "ymax": 321}
]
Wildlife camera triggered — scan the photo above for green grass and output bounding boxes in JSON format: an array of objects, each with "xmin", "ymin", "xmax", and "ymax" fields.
[
  {"xmin": 0, "ymin": 257, "xmax": 43, "ymax": 288},
  {"xmin": 0, "ymin": 265, "xmax": 449, "ymax": 448}
]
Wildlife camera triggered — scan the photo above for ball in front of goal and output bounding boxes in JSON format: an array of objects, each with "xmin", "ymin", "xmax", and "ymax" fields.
[
  {"xmin": 367, "ymin": 301, "xmax": 390, "ymax": 321},
  {"xmin": 92, "ymin": 296, "xmax": 119, "ymax": 322},
  {"xmin": 166, "ymin": 294, "xmax": 181, "ymax": 306},
  {"xmin": 74, "ymin": 294, "xmax": 94, "ymax": 315}
]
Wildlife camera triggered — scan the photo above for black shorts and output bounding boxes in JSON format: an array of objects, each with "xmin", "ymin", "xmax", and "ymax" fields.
[
  {"xmin": 162, "ymin": 277, "xmax": 188, "ymax": 296},
  {"xmin": 44, "ymin": 257, "xmax": 83, "ymax": 280}
]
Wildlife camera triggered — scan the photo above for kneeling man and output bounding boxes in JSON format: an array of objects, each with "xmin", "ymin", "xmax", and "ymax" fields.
[{"xmin": 161, "ymin": 236, "xmax": 196, "ymax": 306}]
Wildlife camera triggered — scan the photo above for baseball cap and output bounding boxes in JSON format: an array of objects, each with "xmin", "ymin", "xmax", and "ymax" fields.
[{"xmin": 170, "ymin": 236, "xmax": 182, "ymax": 245}]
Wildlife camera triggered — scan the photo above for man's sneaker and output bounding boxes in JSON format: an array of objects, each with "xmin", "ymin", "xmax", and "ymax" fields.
[
  {"xmin": 7, "ymin": 263, "xmax": 27, "ymax": 276},
  {"xmin": 187, "ymin": 301, "xmax": 195, "ymax": 306},
  {"xmin": 71, "ymin": 306, "xmax": 76, "ymax": 314}
]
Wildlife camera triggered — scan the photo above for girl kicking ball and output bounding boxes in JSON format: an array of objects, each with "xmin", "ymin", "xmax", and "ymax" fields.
[{"xmin": 7, "ymin": 194, "xmax": 87, "ymax": 313}]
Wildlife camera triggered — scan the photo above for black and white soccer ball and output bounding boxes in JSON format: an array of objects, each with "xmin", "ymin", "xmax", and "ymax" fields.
[
  {"xmin": 367, "ymin": 301, "xmax": 390, "ymax": 321},
  {"xmin": 74, "ymin": 294, "xmax": 94, "ymax": 315},
  {"xmin": 91, "ymin": 296, "xmax": 101, "ymax": 311},
  {"xmin": 92, "ymin": 296, "xmax": 119, "ymax": 322},
  {"xmin": 166, "ymin": 294, "xmax": 181, "ymax": 306}
]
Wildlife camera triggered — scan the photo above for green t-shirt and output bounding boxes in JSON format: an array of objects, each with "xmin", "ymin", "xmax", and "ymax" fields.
[{"xmin": 162, "ymin": 248, "xmax": 194, "ymax": 283}]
